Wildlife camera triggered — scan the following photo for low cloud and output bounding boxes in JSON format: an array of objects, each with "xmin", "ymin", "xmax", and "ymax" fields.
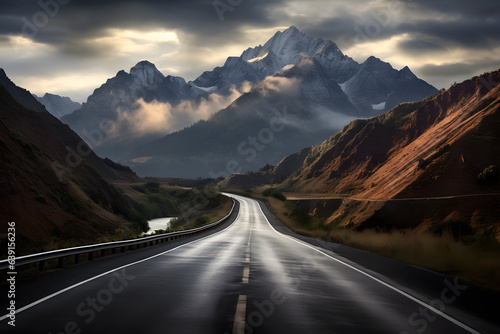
[
  {"xmin": 255, "ymin": 76, "xmax": 301, "ymax": 96},
  {"xmin": 111, "ymin": 82, "xmax": 252, "ymax": 137}
]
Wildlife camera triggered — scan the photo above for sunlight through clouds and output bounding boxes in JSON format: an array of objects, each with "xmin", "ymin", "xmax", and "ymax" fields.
[{"xmin": 93, "ymin": 29, "xmax": 179, "ymax": 56}]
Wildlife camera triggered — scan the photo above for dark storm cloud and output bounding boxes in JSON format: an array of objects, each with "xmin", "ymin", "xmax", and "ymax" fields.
[
  {"xmin": 295, "ymin": 14, "xmax": 398, "ymax": 49},
  {"xmin": 0, "ymin": 0, "xmax": 287, "ymax": 52},
  {"xmin": 2, "ymin": 0, "xmax": 499, "ymax": 56},
  {"xmin": 419, "ymin": 60, "xmax": 500, "ymax": 78},
  {"xmin": 397, "ymin": 38, "xmax": 445, "ymax": 54},
  {"xmin": 397, "ymin": 19, "xmax": 500, "ymax": 50},
  {"xmin": 407, "ymin": 0, "xmax": 500, "ymax": 19}
]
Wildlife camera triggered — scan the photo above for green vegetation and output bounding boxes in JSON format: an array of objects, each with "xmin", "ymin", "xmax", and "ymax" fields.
[
  {"xmin": 262, "ymin": 188, "xmax": 287, "ymax": 201},
  {"xmin": 477, "ymin": 165, "xmax": 499, "ymax": 186},
  {"xmin": 285, "ymin": 203, "xmax": 312, "ymax": 227},
  {"xmin": 126, "ymin": 184, "xmax": 231, "ymax": 233},
  {"xmin": 168, "ymin": 189, "xmax": 231, "ymax": 231},
  {"xmin": 12, "ymin": 183, "xmax": 232, "ymax": 256}
]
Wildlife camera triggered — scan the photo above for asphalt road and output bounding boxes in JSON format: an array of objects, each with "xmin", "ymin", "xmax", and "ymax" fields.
[{"xmin": 0, "ymin": 194, "xmax": 498, "ymax": 334}]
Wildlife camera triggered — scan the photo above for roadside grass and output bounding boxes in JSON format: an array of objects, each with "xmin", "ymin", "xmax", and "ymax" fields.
[
  {"xmin": 326, "ymin": 229, "xmax": 500, "ymax": 291},
  {"xmin": 166, "ymin": 196, "xmax": 233, "ymax": 232},
  {"xmin": 235, "ymin": 189, "xmax": 500, "ymax": 291}
]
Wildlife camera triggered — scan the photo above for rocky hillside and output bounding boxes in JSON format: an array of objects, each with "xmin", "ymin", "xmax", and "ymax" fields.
[
  {"xmin": 224, "ymin": 70, "xmax": 500, "ymax": 233},
  {"xmin": 0, "ymin": 70, "xmax": 141, "ymax": 250}
]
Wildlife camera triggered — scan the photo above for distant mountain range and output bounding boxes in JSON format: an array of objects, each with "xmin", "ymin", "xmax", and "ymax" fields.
[
  {"xmin": 222, "ymin": 69, "xmax": 500, "ymax": 232},
  {"xmin": 61, "ymin": 26, "xmax": 437, "ymax": 177},
  {"xmin": 33, "ymin": 93, "xmax": 81, "ymax": 119}
]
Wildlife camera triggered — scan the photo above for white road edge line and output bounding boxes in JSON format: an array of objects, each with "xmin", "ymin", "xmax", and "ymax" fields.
[
  {"xmin": 254, "ymin": 199, "xmax": 482, "ymax": 334},
  {"xmin": 232, "ymin": 295, "xmax": 247, "ymax": 334},
  {"xmin": 0, "ymin": 203, "xmax": 241, "ymax": 323}
]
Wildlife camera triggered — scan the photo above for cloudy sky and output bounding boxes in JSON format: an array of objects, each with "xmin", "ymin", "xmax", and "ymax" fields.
[{"xmin": 1, "ymin": 0, "xmax": 499, "ymax": 102}]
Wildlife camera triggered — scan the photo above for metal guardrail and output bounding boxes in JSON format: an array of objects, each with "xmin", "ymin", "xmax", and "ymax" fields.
[{"xmin": 0, "ymin": 199, "xmax": 235, "ymax": 272}]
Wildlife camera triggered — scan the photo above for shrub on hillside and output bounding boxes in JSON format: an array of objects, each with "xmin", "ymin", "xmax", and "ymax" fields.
[
  {"xmin": 262, "ymin": 189, "xmax": 287, "ymax": 201},
  {"xmin": 477, "ymin": 165, "xmax": 499, "ymax": 186},
  {"xmin": 432, "ymin": 219, "xmax": 475, "ymax": 241}
]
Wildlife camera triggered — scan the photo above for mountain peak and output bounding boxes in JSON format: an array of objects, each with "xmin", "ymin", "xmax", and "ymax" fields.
[
  {"xmin": 132, "ymin": 60, "xmax": 156, "ymax": 69},
  {"xmin": 240, "ymin": 25, "xmax": 335, "ymax": 71},
  {"xmin": 285, "ymin": 25, "xmax": 299, "ymax": 32},
  {"xmin": 362, "ymin": 56, "xmax": 392, "ymax": 72},
  {"xmin": 365, "ymin": 56, "xmax": 382, "ymax": 64},
  {"xmin": 400, "ymin": 66, "xmax": 417, "ymax": 80},
  {"xmin": 130, "ymin": 60, "xmax": 164, "ymax": 86},
  {"xmin": 280, "ymin": 25, "xmax": 303, "ymax": 37},
  {"xmin": 0, "ymin": 68, "xmax": 47, "ymax": 113},
  {"xmin": 34, "ymin": 92, "xmax": 81, "ymax": 119}
]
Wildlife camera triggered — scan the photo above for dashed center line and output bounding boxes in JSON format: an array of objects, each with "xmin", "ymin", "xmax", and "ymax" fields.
[
  {"xmin": 232, "ymin": 295, "xmax": 247, "ymax": 334},
  {"xmin": 242, "ymin": 266, "xmax": 250, "ymax": 284}
]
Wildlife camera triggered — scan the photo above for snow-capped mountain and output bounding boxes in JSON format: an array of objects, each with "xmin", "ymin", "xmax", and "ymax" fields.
[
  {"xmin": 242, "ymin": 25, "xmax": 359, "ymax": 82},
  {"xmin": 193, "ymin": 26, "xmax": 359, "ymax": 89},
  {"xmin": 61, "ymin": 61, "xmax": 207, "ymax": 158},
  {"xmin": 33, "ymin": 93, "xmax": 81, "ymax": 119},
  {"xmin": 193, "ymin": 26, "xmax": 435, "ymax": 114},
  {"xmin": 61, "ymin": 26, "xmax": 437, "ymax": 176},
  {"xmin": 341, "ymin": 56, "xmax": 436, "ymax": 112}
]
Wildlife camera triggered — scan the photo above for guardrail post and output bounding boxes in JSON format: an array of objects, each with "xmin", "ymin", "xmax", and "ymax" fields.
[
  {"xmin": 57, "ymin": 257, "xmax": 64, "ymax": 268},
  {"xmin": 88, "ymin": 252, "xmax": 93, "ymax": 261},
  {"xmin": 39, "ymin": 260, "xmax": 45, "ymax": 271},
  {"xmin": 75, "ymin": 254, "xmax": 80, "ymax": 264}
]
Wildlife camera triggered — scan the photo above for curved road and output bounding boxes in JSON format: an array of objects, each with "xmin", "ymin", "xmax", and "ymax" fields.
[{"xmin": 0, "ymin": 194, "xmax": 497, "ymax": 333}]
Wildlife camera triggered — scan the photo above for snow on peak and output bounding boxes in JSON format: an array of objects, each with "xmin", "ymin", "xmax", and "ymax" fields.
[
  {"xmin": 247, "ymin": 53, "xmax": 269, "ymax": 63},
  {"xmin": 240, "ymin": 26, "xmax": 343, "ymax": 72}
]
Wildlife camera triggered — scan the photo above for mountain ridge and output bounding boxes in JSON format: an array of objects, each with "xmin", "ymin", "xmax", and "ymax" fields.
[
  {"xmin": 33, "ymin": 93, "xmax": 81, "ymax": 119},
  {"xmin": 61, "ymin": 26, "xmax": 437, "ymax": 177},
  {"xmin": 0, "ymin": 70, "xmax": 142, "ymax": 248}
]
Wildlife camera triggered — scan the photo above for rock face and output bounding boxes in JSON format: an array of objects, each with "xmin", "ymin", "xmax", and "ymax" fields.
[
  {"xmin": 61, "ymin": 26, "xmax": 437, "ymax": 177},
  {"xmin": 33, "ymin": 93, "xmax": 81, "ymax": 119}
]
